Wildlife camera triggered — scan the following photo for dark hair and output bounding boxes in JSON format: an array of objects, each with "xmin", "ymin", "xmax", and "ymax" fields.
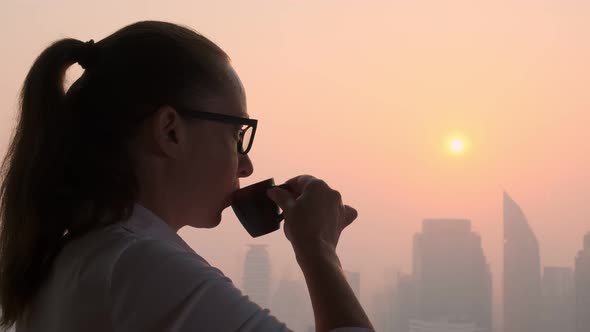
[{"xmin": 0, "ymin": 21, "xmax": 231, "ymax": 327}]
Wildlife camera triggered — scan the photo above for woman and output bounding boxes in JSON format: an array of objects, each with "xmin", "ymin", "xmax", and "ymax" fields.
[{"xmin": 0, "ymin": 21, "xmax": 374, "ymax": 332}]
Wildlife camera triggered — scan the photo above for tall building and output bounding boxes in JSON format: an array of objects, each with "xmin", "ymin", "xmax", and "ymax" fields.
[
  {"xmin": 409, "ymin": 319, "xmax": 487, "ymax": 332},
  {"xmin": 575, "ymin": 232, "xmax": 590, "ymax": 332},
  {"xmin": 371, "ymin": 287, "xmax": 395, "ymax": 331},
  {"xmin": 242, "ymin": 244, "xmax": 271, "ymax": 309},
  {"xmin": 503, "ymin": 192, "xmax": 541, "ymax": 332},
  {"xmin": 270, "ymin": 277, "xmax": 313, "ymax": 332},
  {"xmin": 391, "ymin": 272, "xmax": 417, "ymax": 332},
  {"xmin": 345, "ymin": 270, "xmax": 361, "ymax": 300},
  {"xmin": 541, "ymin": 266, "xmax": 575, "ymax": 332},
  {"xmin": 412, "ymin": 219, "xmax": 492, "ymax": 332},
  {"xmin": 370, "ymin": 268, "xmax": 398, "ymax": 332}
]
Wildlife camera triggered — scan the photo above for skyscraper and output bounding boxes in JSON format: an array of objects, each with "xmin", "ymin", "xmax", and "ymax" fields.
[
  {"xmin": 575, "ymin": 232, "xmax": 590, "ymax": 332},
  {"xmin": 408, "ymin": 319, "xmax": 487, "ymax": 332},
  {"xmin": 242, "ymin": 244, "xmax": 271, "ymax": 309},
  {"xmin": 503, "ymin": 192, "xmax": 541, "ymax": 332},
  {"xmin": 541, "ymin": 266, "xmax": 575, "ymax": 332},
  {"xmin": 371, "ymin": 287, "xmax": 396, "ymax": 331},
  {"xmin": 270, "ymin": 277, "xmax": 312, "ymax": 332},
  {"xmin": 392, "ymin": 273, "xmax": 417, "ymax": 332},
  {"xmin": 413, "ymin": 219, "xmax": 492, "ymax": 332},
  {"xmin": 344, "ymin": 270, "xmax": 361, "ymax": 300},
  {"xmin": 370, "ymin": 268, "xmax": 398, "ymax": 332}
]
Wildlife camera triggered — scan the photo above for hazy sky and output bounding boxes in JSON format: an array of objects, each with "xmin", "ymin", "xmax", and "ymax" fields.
[{"xmin": 1, "ymin": 0, "xmax": 589, "ymax": 317}]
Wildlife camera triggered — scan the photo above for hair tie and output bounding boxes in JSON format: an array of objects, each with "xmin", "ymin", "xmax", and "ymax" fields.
[{"xmin": 77, "ymin": 39, "xmax": 96, "ymax": 70}]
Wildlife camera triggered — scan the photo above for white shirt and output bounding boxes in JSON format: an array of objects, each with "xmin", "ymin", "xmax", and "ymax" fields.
[{"xmin": 16, "ymin": 203, "xmax": 371, "ymax": 332}]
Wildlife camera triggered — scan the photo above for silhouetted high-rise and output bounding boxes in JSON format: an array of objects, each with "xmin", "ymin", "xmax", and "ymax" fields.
[
  {"xmin": 503, "ymin": 192, "xmax": 541, "ymax": 332},
  {"xmin": 371, "ymin": 290, "xmax": 393, "ymax": 332},
  {"xmin": 413, "ymin": 219, "xmax": 492, "ymax": 332},
  {"xmin": 270, "ymin": 277, "xmax": 312, "ymax": 331},
  {"xmin": 575, "ymin": 232, "xmax": 590, "ymax": 332},
  {"xmin": 408, "ymin": 319, "xmax": 487, "ymax": 332},
  {"xmin": 242, "ymin": 244, "xmax": 271, "ymax": 309},
  {"xmin": 345, "ymin": 270, "xmax": 361, "ymax": 299},
  {"xmin": 392, "ymin": 273, "xmax": 417, "ymax": 332},
  {"xmin": 541, "ymin": 267, "xmax": 575, "ymax": 332}
]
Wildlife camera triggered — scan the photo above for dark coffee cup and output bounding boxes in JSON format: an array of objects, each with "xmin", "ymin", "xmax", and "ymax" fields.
[{"xmin": 231, "ymin": 178, "xmax": 286, "ymax": 237}]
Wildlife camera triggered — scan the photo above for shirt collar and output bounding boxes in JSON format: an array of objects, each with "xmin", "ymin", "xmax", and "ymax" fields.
[{"xmin": 122, "ymin": 203, "xmax": 195, "ymax": 254}]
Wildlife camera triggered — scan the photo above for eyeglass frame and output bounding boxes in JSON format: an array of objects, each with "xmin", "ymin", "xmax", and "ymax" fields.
[{"xmin": 174, "ymin": 107, "xmax": 258, "ymax": 155}]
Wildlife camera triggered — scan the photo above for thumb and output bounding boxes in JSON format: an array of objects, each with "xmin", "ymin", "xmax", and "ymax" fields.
[
  {"xmin": 341, "ymin": 205, "xmax": 358, "ymax": 229},
  {"xmin": 267, "ymin": 187, "xmax": 296, "ymax": 212}
]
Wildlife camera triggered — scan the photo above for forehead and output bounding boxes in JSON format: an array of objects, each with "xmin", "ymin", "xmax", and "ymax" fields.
[
  {"xmin": 222, "ymin": 65, "xmax": 248, "ymax": 117},
  {"xmin": 193, "ymin": 64, "xmax": 248, "ymax": 119}
]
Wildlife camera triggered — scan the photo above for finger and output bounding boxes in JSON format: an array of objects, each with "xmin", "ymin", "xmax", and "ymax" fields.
[
  {"xmin": 341, "ymin": 205, "xmax": 358, "ymax": 229},
  {"xmin": 283, "ymin": 175, "xmax": 318, "ymax": 196},
  {"xmin": 267, "ymin": 187, "xmax": 296, "ymax": 211}
]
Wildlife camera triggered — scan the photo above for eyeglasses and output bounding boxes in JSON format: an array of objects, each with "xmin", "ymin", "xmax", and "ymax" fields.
[{"xmin": 175, "ymin": 108, "xmax": 258, "ymax": 155}]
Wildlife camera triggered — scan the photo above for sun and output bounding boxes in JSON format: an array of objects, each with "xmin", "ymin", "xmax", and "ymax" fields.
[{"xmin": 449, "ymin": 137, "xmax": 465, "ymax": 154}]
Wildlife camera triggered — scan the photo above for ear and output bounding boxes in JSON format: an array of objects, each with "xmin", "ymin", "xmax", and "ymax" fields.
[{"xmin": 147, "ymin": 105, "xmax": 188, "ymax": 159}]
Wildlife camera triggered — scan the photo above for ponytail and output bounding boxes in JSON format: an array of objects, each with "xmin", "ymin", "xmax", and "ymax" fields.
[{"xmin": 0, "ymin": 38, "xmax": 93, "ymax": 327}]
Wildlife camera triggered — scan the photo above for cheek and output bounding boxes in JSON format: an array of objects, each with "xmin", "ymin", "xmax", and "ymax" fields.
[
  {"xmin": 221, "ymin": 135, "xmax": 240, "ymax": 174},
  {"xmin": 223, "ymin": 148, "xmax": 240, "ymax": 184},
  {"xmin": 197, "ymin": 139, "xmax": 239, "ymax": 186}
]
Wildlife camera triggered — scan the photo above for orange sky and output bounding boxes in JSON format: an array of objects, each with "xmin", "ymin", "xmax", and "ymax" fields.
[{"xmin": 1, "ymin": 0, "xmax": 589, "ymax": 319}]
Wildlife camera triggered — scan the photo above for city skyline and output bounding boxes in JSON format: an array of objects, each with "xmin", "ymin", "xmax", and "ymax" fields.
[{"xmin": 238, "ymin": 193, "xmax": 588, "ymax": 332}]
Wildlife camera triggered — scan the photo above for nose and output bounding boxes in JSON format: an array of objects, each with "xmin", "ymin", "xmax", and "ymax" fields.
[{"xmin": 238, "ymin": 154, "xmax": 254, "ymax": 178}]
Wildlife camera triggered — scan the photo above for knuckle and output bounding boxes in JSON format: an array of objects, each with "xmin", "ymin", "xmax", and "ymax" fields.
[
  {"xmin": 299, "ymin": 174, "xmax": 316, "ymax": 184},
  {"xmin": 331, "ymin": 190, "xmax": 342, "ymax": 202},
  {"xmin": 308, "ymin": 179, "xmax": 328, "ymax": 191}
]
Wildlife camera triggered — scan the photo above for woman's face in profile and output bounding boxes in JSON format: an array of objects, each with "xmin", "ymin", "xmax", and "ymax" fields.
[{"xmin": 177, "ymin": 65, "xmax": 254, "ymax": 228}]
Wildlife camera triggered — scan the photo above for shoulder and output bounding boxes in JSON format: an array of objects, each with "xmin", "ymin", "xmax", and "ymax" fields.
[
  {"xmin": 56, "ymin": 221, "xmax": 214, "ymax": 288},
  {"xmin": 104, "ymin": 223, "xmax": 229, "ymax": 305},
  {"xmin": 108, "ymin": 237, "xmax": 289, "ymax": 331},
  {"xmin": 110, "ymin": 235, "xmax": 217, "ymax": 284},
  {"xmin": 107, "ymin": 234, "xmax": 253, "ymax": 331},
  {"xmin": 74, "ymin": 224, "xmax": 289, "ymax": 331}
]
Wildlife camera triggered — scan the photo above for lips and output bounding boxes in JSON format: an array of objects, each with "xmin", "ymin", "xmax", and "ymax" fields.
[
  {"xmin": 224, "ymin": 184, "xmax": 241, "ymax": 210},
  {"xmin": 225, "ymin": 194, "xmax": 236, "ymax": 209}
]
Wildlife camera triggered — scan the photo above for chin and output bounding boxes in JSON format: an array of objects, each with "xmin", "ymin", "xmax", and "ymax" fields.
[
  {"xmin": 203, "ymin": 213, "xmax": 223, "ymax": 228},
  {"xmin": 185, "ymin": 212, "xmax": 223, "ymax": 229},
  {"xmin": 213, "ymin": 213, "xmax": 223, "ymax": 227}
]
